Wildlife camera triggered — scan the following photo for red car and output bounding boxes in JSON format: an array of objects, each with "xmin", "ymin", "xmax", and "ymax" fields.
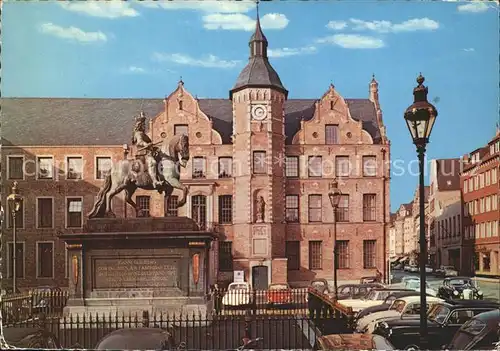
[{"xmin": 267, "ymin": 283, "xmax": 293, "ymax": 306}]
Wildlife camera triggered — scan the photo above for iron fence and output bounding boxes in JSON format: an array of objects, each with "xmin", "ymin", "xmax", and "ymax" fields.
[
  {"xmin": 5, "ymin": 311, "xmax": 321, "ymax": 350},
  {"xmin": 211, "ymin": 287, "xmax": 309, "ymax": 316},
  {"xmin": 1, "ymin": 291, "xmax": 68, "ymax": 323}
]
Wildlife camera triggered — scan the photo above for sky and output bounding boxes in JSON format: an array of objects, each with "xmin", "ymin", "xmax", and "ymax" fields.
[{"xmin": 2, "ymin": 0, "xmax": 499, "ymax": 212}]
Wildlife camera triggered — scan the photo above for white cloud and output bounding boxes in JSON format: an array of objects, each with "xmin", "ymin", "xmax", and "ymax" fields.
[
  {"xmin": 152, "ymin": 52, "xmax": 241, "ymax": 69},
  {"xmin": 349, "ymin": 17, "xmax": 439, "ymax": 33},
  {"xmin": 326, "ymin": 20, "xmax": 348, "ymax": 30},
  {"xmin": 463, "ymin": 48, "xmax": 475, "ymax": 52},
  {"xmin": 457, "ymin": 1, "xmax": 489, "ymax": 13},
  {"xmin": 316, "ymin": 34, "xmax": 385, "ymax": 49},
  {"xmin": 128, "ymin": 66, "xmax": 146, "ymax": 73},
  {"xmin": 59, "ymin": 1, "xmax": 139, "ymax": 18},
  {"xmin": 268, "ymin": 46, "xmax": 317, "ymax": 58},
  {"xmin": 39, "ymin": 23, "xmax": 107, "ymax": 43},
  {"xmin": 203, "ymin": 12, "xmax": 289, "ymax": 31},
  {"xmin": 136, "ymin": 1, "xmax": 255, "ymax": 13}
]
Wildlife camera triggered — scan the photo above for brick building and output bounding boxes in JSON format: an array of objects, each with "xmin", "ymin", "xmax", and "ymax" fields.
[
  {"xmin": 1, "ymin": 13, "xmax": 390, "ymax": 290},
  {"xmin": 461, "ymin": 131, "xmax": 499, "ymax": 276},
  {"xmin": 428, "ymin": 158, "xmax": 462, "ymax": 269}
]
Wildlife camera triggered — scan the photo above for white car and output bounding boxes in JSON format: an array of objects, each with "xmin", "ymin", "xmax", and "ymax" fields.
[
  {"xmin": 404, "ymin": 279, "xmax": 437, "ymax": 296},
  {"xmin": 339, "ymin": 289, "xmax": 409, "ymax": 313},
  {"xmin": 425, "ymin": 265, "xmax": 433, "ymax": 273},
  {"xmin": 222, "ymin": 282, "xmax": 252, "ymax": 307},
  {"xmin": 355, "ymin": 295, "xmax": 444, "ymax": 333},
  {"xmin": 409, "ymin": 265, "xmax": 419, "ymax": 273}
]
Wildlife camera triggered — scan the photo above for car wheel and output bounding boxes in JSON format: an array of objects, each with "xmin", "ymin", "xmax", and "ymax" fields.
[{"xmin": 404, "ymin": 344, "xmax": 420, "ymax": 351}]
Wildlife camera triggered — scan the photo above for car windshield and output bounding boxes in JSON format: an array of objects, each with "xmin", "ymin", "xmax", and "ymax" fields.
[
  {"xmin": 229, "ymin": 284, "xmax": 248, "ymax": 291},
  {"xmin": 312, "ymin": 281, "xmax": 325, "ymax": 288},
  {"xmin": 449, "ymin": 278, "xmax": 471, "ymax": 286},
  {"xmin": 269, "ymin": 284, "xmax": 288, "ymax": 290},
  {"xmin": 390, "ymin": 300, "xmax": 406, "ymax": 312},
  {"xmin": 427, "ymin": 304, "xmax": 450, "ymax": 324},
  {"xmin": 364, "ymin": 290, "xmax": 378, "ymax": 300}
]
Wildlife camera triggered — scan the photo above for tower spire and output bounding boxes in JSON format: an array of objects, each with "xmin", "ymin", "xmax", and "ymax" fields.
[{"xmin": 249, "ymin": 0, "xmax": 267, "ymax": 58}]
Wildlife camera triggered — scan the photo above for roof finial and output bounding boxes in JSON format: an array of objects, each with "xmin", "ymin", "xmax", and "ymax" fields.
[
  {"xmin": 256, "ymin": 0, "xmax": 260, "ymax": 19},
  {"xmin": 178, "ymin": 76, "xmax": 184, "ymax": 86}
]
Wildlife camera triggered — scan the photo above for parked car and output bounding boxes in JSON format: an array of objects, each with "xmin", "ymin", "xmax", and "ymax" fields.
[
  {"xmin": 3, "ymin": 328, "xmax": 62, "ymax": 349},
  {"xmin": 425, "ymin": 265, "xmax": 434, "ymax": 273},
  {"xmin": 309, "ymin": 278, "xmax": 330, "ymax": 295},
  {"xmin": 266, "ymin": 283, "xmax": 292, "ymax": 306},
  {"xmin": 373, "ymin": 300, "xmax": 500, "ymax": 350},
  {"xmin": 400, "ymin": 276, "xmax": 420, "ymax": 285},
  {"xmin": 404, "ymin": 279, "xmax": 438, "ymax": 296},
  {"xmin": 356, "ymin": 291, "xmax": 433, "ymax": 320},
  {"xmin": 336, "ymin": 283, "xmax": 385, "ymax": 300},
  {"xmin": 408, "ymin": 265, "xmax": 419, "ymax": 273},
  {"xmin": 436, "ymin": 265, "xmax": 459, "ymax": 277},
  {"xmin": 445, "ymin": 309, "xmax": 500, "ymax": 350},
  {"xmin": 29, "ymin": 286, "xmax": 65, "ymax": 314},
  {"xmin": 403, "ymin": 265, "xmax": 411, "ymax": 272},
  {"xmin": 437, "ymin": 277, "xmax": 484, "ymax": 300},
  {"xmin": 355, "ymin": 296, "xmax": 444, "ymax": 333},
  {"xmin": 95, "ymin": 328, "xmax": 178, "ymax": 350},
  {"xmin": 222, "ymin": 282, "xmax": 253, "ymax": 307},
  {"xmin": 339, "ymin": 288, "xmax": 413, "ymax": 313},
  {"xmin": 317, "ymin": 333, "xmax": 396, "ymax": 350}
]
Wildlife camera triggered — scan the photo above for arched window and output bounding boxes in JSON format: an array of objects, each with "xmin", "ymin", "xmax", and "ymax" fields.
[{"xmin": 191, "ymin": 195, "xmax": 207, "ymax": 229}]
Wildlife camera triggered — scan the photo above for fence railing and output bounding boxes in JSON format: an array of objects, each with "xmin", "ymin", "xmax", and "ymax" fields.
[
  {"xmin": 1, "ymin": 291, "xmax": 69, "ymax": 323},
  {"xmin": 211, "ymin": 288, "xmax": 309, "ymax": 316},
  {"xmin": 7, "ymin": 311, "xmax": 318, "ymax": 350}
]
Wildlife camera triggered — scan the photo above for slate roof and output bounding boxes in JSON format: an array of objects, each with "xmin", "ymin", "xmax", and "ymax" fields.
[
  {"xmin": 435, "ymin": 158, "xmax": 461, "ymax": 191},
  {"xmin": 230, "ymin": 57, "xmax": 288, "ymax": 98},
  {"xmin": 0, "ymin": 97, "xmax": 382, "ymax": 146}
]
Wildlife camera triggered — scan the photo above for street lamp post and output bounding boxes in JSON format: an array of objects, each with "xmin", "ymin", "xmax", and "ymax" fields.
[
  {"xmin": 328, "ymin": 178, "xmax": 342, "ymax": 300},
  {"xmin": 404, "ymin": 74, "xmax": 438, "ymax": 346},
  {"xmin": 7, "ymin": 181, "xmax": 24, "ymax": 294}
]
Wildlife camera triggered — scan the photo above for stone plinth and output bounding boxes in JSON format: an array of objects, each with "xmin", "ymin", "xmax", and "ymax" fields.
[{"xmin": 58, "ymin": 216, "xmax": 217, "ymax": 317}]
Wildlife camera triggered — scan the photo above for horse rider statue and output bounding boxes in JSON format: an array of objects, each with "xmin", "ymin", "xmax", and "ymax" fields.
[{"xmin": 131, "ymin": 111, "xmax": 163, "ymax": 192}]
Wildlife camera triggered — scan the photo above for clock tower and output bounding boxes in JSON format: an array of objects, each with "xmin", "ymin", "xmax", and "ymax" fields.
[{"xmin": 229, "ymin": 5, "xmax": 289, "ymax": 287}]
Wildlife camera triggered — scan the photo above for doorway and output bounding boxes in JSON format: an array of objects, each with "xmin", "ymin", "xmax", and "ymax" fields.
[{"xmin": 251, "ymin": 265, "xmax": 269, "ymax": 290}]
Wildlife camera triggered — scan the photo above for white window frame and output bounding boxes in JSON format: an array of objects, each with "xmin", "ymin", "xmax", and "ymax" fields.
[
  {"xmin": 65, "ymin": 155, "xmax": 84, "ymax": 180},
  {"xmin": 463, "ymin": 180, "xmax": 468, "ymax": 193},
  {"xmin": 36, "ymin": 240, "xmax": 55, "ymax": 279},
  {"xmin": 94, "ymin": 155, "xmax": 112, "ymax": 180},
  {"xmin": 6, "ymin": 241, "xmax": 26, "ymax": 279},
  {"xmin": 36, "ymin": 155, "xmax": 55, "ymax": 180},
  {"xmin": 7, "ymin": 155, "xmax": 25, "ymax": 180},
  {"xmin": 36, "ymin": 196, "xmax": 55, "ymax": 229},
  {"xmin": 65, "ymin": 196, "xmax": 84, "ymax": 228}
]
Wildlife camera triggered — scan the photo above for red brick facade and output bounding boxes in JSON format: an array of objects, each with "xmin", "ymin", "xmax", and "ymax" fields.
[
  {"xmin": 461, "ymin": 133, "xmax": 500, "ymax": 276},
  {"xmin": 1, "ymin": 18, "xmax": 391, "ymax": 289}
]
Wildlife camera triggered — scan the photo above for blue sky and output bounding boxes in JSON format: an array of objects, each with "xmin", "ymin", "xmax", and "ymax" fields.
[{"xmin": 2, "ymin": 0, "xmax": 499, "ymax": 212}]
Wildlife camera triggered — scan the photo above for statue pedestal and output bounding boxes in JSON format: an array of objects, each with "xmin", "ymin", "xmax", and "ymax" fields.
[{"xmin": 59, "ymin": 217, "xmax": 217, "ymax": 318}]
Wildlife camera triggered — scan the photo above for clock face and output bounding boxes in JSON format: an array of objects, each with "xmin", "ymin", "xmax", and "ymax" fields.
[{"xmin": 251, "ymin": 105, "xmax": 267, "ymax": 120}]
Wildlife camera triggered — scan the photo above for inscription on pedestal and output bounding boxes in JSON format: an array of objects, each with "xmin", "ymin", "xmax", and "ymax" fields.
[{"xmin": 93, "ymin": 257, "xmax": 179, "ymax": 289}]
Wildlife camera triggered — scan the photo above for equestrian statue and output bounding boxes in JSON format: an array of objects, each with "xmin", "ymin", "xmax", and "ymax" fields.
[{"xmin": 87, "ymin": 111, "xmax": 190, "ymax": 219}]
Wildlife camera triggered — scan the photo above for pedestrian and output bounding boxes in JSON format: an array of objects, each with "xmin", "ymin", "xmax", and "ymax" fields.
[
  {"xmin": 376, "ymin": 268, "xmax": 383, "ymax": 283},
  {"xmin": 213, "ymin": 284, "xmax": 222, "ymax": 315}
]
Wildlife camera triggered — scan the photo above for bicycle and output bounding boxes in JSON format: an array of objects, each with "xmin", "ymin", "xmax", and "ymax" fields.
[{"xmin": 237, "ymin": 337, "xmax": 263, "ymax": 350}]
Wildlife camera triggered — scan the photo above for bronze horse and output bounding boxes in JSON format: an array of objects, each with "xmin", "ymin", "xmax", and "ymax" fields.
[{"xmin": 88, "ymin": 134, "xmax": 190, "ymax": 219}]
